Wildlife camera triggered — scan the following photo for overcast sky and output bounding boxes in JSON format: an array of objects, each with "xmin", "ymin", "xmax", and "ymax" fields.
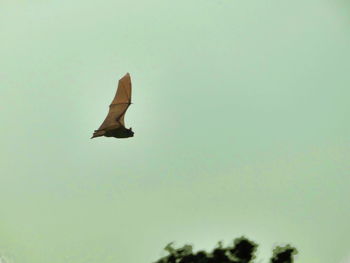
[{"xmin": 1, "ymin": 1, "xmax": 350, "ymax": 263}]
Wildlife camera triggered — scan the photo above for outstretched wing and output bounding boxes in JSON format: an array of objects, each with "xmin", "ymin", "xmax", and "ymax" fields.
[{"xmin": 93, "ymin": 73, "xmax": 132, "ymax": 136}]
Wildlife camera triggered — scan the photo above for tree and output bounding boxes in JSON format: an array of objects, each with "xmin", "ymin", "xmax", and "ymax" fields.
[{"xmin": 154, "ymin": 236, "xmax": 297, "ymax": 263}]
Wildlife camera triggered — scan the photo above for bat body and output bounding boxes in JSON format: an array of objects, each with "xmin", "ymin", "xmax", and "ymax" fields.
[{"xmin": 91, "ymin": 73, "xmax": 134, "ymax": 139}]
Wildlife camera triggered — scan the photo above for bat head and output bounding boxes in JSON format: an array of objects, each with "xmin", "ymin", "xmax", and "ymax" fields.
[{"xmin": 128, "ymin": 127, "xmax": 134, "ymax": 137}]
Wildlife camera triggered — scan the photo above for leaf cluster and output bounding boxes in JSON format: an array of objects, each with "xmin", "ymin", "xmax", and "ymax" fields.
[{"xmin": 154, "ymin": 237, "xmax": 297, "ymax": 263}]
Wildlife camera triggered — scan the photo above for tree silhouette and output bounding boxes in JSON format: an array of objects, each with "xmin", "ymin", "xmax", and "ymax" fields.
[{"xmin": 154, "ymin": 237, "xmax": 297, "ymax": 263}]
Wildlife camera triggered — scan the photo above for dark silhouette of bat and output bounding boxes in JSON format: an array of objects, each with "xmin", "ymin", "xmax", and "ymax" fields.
[{"xmin": 91, "ymin": 73, "xmax": 134, "ymax": 139}]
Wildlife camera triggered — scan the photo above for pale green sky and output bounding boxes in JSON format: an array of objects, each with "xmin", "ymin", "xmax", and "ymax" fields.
[{"xmin": 1, "ymin": 1, "xmax": 350, "ymax": 263}]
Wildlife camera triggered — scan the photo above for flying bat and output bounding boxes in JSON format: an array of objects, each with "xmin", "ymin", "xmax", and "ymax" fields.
[{"xmin": 91, "ymin": 73, "xmax": 134, "ymax": 139}]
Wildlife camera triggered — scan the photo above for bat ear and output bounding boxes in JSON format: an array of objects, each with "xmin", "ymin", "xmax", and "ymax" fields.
[{"xmin": 130, "ymin": 127, "xmax": 133, "ymax": 131}]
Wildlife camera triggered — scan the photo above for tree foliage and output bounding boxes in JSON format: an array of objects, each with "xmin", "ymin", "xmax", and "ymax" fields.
[{"xmin": 154, "ymin": 237, "xmax": 297, "ymax": 263}]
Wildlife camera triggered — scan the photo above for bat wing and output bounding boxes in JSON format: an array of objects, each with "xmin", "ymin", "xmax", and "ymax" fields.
[{"xmin": 92, "ymin": 73, "xmax": 132, "ymax": 137}]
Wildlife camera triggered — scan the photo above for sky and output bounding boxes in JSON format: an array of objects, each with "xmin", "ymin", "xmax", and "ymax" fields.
[{"xmin": 1, "ymin": 1, "xmax": 350, "ymax": 263}]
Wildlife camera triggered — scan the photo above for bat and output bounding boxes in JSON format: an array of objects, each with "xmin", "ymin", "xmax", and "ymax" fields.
[{"xmin": 91, "ymin": 73, "xmax": 134, "ymax": 139}]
